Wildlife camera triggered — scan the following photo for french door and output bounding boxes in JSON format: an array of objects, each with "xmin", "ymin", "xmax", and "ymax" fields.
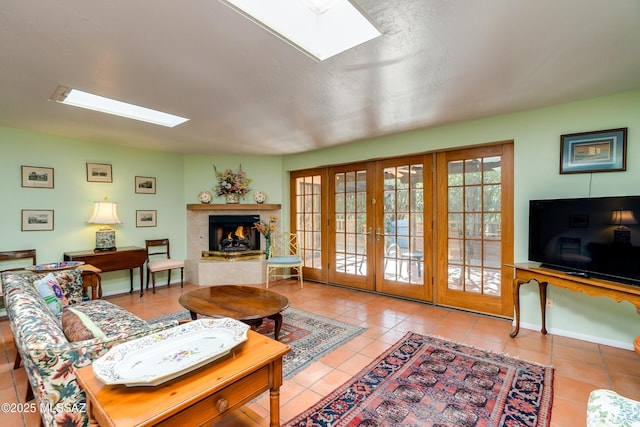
[
  {"xmin": 293, "ymin": 157, "xmax": 433, "ymax": 301},
  {"xmin": 435, "ymin": 143, "xmax": 514, "ymax": 316},
  {"xmin": 291, "ymin": 142, "xmax": 513, "ymax": 315}
]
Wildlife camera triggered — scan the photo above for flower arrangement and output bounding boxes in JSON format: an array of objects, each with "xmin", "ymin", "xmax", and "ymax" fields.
[
  {"xmin": 213, "ymin": 164, "xmax": 252, "ymax": 197},
  {"xmin": 254, "ymin": 215, "xmax": 278, "ymax": 240}
]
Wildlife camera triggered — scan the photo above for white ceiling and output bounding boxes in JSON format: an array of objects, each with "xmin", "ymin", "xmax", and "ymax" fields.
[{"xmin": 1, "ymin": 1, "xmax": 640, "ymax": 155}]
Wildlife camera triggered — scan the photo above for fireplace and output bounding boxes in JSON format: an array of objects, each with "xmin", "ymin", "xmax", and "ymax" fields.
[{"xmin": 209, "ymin": 215, "xmax": 260, "ymax": 253}]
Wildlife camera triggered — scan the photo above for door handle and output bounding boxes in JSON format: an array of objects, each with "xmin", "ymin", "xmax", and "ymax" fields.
[{"xmin": 375, "ymin": 228, "xmax": 383, "ymax": 242}]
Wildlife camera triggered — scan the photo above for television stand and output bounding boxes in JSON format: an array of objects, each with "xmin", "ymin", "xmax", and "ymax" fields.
[{"xmin": 508, "ymin": 262, "xmax": 640, "ymax": 338}]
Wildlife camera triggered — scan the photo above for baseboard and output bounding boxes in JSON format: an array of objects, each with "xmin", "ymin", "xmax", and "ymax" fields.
[{"xmin": 519, "ymin": 321, "xmax": 633, "ymax": 350}]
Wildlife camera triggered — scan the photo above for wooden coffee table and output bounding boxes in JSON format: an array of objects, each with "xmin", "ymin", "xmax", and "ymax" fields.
[
  {"xmin": 179, "ymin": 285, "xmax": 290, "ymax": 341},
  {"xmin": 77, "ymin": 330, "xmax": 290, "ymax": 427}
]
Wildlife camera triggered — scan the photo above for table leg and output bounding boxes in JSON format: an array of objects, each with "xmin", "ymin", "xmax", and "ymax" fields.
[
  {"xmin": 189, "ymin": 311, "xmax": 198, "ymax": 321},
  {"xmin": 538, "ymin": 281, "xmax": 548, "ymax": 335},
  {"xmin": 509, "ymin": 277, "xmax": 525, "ymax": 338},
  {"xmin": 86, "ymin": 399, "xmax": 99, "ymax": 427},
  {"xmin": 269, "ymin": 358, "xmax": 283, "ymax": 427},
  {"xmin": 129, "ymin": 268, "xmax": 134, "ymax": 294},
  {"xmin": 139, "ymin": 265, "xmax": 144, "ymax": 297},
  {"xmin": 268, "ymin": 313, "xmax": 283, "ymax": 341}
]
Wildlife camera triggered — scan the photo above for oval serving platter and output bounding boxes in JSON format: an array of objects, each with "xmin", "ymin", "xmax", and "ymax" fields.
[
  {"xmin": 93, "ymin": 318, "xmax": 250, "ymax": 387},
  {"xmin": 27, "ymin": 261, "xmax": 85, "ymax": 271}
]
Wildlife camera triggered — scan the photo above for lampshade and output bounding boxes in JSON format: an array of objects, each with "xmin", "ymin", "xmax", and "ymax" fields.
[
  {"xmin": 87, "ymin": 201, "xmax": 122, "ymax": 225},
  {"xmin": 610, "ymin": 210, "xmax": 639, "ymax": 226}
]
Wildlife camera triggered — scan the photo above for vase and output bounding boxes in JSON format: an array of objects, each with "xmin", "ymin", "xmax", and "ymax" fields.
[
  {"xmin": 265, "ymin": 236, "xmax": 271, "ymax": 259},
  {"xmin": 225, "ymin": 193, "xmax": 239, "ymax": 204}
]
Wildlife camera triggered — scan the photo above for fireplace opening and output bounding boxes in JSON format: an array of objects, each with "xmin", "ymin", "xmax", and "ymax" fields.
[{"xmin": 209, "ymin": 215, "xmax": 260, "ymax": 253}]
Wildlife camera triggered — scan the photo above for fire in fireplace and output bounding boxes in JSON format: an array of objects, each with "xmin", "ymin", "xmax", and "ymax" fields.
[{"xmin": 209, "ymin": 215, "xmax": 260, "ymax": 252}]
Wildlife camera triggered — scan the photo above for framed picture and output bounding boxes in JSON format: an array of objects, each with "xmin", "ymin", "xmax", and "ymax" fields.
[
  {"xmin": 21, "ymin": 165, "xmax": 54, "ymax": 189},
  {"xmin": 135, "ymin": 176, "xmax": 156, "ymax": 194},
  {"xmin": 86, "ymin": 163, "xmax": 113, "ymax": 182},
  {"xmin": 136, "ymin": 210, "xmax": 157, "ymax": 227},
  {"xmin": 560, "ymin": 128, "xmax": 627, "ymax": 174},
  {"xmin": 21, "ymin": 209, "xmax": 54, "ymax": 231}
]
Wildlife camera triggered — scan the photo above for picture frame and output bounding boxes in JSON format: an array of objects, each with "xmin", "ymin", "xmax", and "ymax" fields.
[
  {"xmin": 21, "ymin": 165, "xmax": 54, "ymax": 189},
  {"xmin": 86, "ymin": 163, "xmax": 113, "ymax": 182},
  {"xmin": 560, "ymin": 128, "xmax": 627, "ymax": 174},
  {"xmin": 135, "ymin": 176, "xmax": 156, "ymax": 194},
  {"xmin": 21, "ymin": 209, "xmax": 54, "ymax": 231},
  {"xmin": 136, "ymin": 210, "xmax": 157, "ymax": 227}
]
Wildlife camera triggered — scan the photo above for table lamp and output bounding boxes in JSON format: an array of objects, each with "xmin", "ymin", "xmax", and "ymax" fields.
[
  {"xmin": 610, "ymin": 209, "xmax": 638, "ymax": 245},
  {"xmin": 88, "ymin": 201, "xmax": 122, "ymax": 251}
]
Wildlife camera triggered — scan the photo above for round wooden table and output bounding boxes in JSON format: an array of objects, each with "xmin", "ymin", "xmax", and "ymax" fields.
[{"xmin": 178, "ymin": 285, "xmax": 289, "ymax": 341}]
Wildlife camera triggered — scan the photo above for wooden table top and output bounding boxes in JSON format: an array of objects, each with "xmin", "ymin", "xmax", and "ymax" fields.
[
  {"xmin": 76, "ymin": 330, "xmax": 290, "ymax": 427},
  {"xmin": 179, "ymin": 285, "xmax": 289, "ymax": 321}
]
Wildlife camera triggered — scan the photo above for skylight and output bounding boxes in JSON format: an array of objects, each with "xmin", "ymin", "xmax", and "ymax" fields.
[
  {"xmin": 50, "ymin": 86, "xmax": 189, "ymax": 128},
  {"xmin": 220, "ymin": 0, "xmax": 381, "ymax": 61}
]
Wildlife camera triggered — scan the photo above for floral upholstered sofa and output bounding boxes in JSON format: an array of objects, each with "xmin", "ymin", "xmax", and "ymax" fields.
[{"xmin": 1, "ymin": 269, "xmax": 177, "ymax": 427}]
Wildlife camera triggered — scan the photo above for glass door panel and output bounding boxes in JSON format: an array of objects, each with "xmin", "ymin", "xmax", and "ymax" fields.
[
  {"xmin": 292, "ymin": 170, "xmax": 326, "ymax": 283},
  {"xmin": 328, "ymin": 164, "xmax": 372, "ymax": 290},
  {"xmin": 375, "ymin": 156, "xmax": 432, "ymax": 301},
  {"xmin": 436, "ymin": 144, "xmax": 513, "ymax": 316}
]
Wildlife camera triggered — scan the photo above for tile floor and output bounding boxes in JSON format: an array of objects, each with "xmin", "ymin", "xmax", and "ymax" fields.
[{"xmin": 1, "ymin": 280, "xmax": 639, "ymax": 426}]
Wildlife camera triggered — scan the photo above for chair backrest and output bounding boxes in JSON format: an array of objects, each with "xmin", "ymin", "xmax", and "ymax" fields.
[
  {"xmin": 270, "ymin": 232, "xmax": 299, "ymax": 257},
  {"xmin": 0, "ymin": 249, "xmax": 37, "ymax": 272},
  {"xmin": 145, "ymin": 239, "xmax": 171, "ymax": 260}
]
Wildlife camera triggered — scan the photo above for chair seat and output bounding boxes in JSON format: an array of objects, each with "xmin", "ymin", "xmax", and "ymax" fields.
[
  {"xmin": 267, "ymin": 256, "xmax": 302, "ymax": 265},
  {"xmin": 148, "ymin": 259, "xmax": 184, "ymax": 272}
]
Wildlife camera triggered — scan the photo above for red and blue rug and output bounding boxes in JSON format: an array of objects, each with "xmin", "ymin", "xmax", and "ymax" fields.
[{"xmin": 284, "ymin": 332, "xmax": 554, "ymax": 427}]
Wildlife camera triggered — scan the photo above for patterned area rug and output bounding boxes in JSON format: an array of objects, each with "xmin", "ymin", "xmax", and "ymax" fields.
[
  {"xmin": 149, "ymin": 307, "xmax": 366, "ymax": 379},
  {"xmin": 284, "ymin": 332, "xmax": 554, "ymax": 427}
]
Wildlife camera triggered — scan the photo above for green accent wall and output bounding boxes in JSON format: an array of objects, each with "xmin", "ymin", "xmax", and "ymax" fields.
[{"xmin": 1, "ymin": 90, "xmax": 638, "ymax": 348}]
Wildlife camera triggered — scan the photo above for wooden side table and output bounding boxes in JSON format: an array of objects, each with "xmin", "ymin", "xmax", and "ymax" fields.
[
  {"xmin": 78, "ymin": 264, "xmax": 103, "ymax": 300},
  {"xmin": 508, "ymin": 262, "xmax": 640, "ymax": 338},
  {"xmin": 76, "ymin": 330, "xmax": 290, "ymax": 427},
  {"xmin": 64, "ymin": 247, "xmax": 147, "ymax": 296}
]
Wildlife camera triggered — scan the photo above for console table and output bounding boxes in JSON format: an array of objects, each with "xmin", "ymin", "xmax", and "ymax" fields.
[
  {"xmin": 76, "ymin": 330, "xmax": 290, "ymax": 427},
  {"xmin": 509, "ymin": 262, "xmax": 640, "ymax": 338},
  {"xmin": 64, "ymin": 246, "xmax": 147, "ymax": 296}
]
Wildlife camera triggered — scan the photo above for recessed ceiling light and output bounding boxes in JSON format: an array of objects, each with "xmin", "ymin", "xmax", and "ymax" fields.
[
  {"xmin": 50, "ymin": 86, "xmax": 189, "ymax": 128},
  {"xmin": 220, "ymin": 0, "xmax": 381, "ymax": 61}
]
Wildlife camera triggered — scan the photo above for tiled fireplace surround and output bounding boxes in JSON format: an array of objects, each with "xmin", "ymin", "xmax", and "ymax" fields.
[{"xmin": 185, "ymin": 204, "xmax": 281, "ymax": 285}]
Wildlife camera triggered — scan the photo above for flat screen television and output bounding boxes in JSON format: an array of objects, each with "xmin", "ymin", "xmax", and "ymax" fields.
[{"xmin": 528, "ymin": 195, "xmax": 640, "ymax": 286}]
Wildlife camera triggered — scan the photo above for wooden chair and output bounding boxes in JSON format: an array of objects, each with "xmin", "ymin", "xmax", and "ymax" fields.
[
  {"xmin": 0, "ymin": 249, "xmax": 37, "ymax": 400},
  {"xmin": 145, "ymin": 239, "xmax": 184, "ymax": 294},
  {"xmin": 265, "ymin": 232, "xmax": 303, "ymax": 289}
]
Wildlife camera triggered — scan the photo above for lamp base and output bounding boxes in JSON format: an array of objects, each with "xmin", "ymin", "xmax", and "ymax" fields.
[{"xmin": 95, "ymin": 228, "xmax": 117, "ymax": 251}]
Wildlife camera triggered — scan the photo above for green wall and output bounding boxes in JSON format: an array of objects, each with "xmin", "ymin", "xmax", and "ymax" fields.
[
  {"xmin": 2, "ymin": 90, "xmax": 639, "ymax": 348},
  {"xmin": 0, "ymin": 128, "xmax": 187, "ymax": 294},
  {"xmin": 283, "ymin": 90, "xmax": 640, "ymax": 349}
]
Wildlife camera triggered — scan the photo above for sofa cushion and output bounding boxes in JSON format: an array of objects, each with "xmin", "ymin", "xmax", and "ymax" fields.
[
  {"xmin": 61, "ymin": 306, "xmax": 106, "ymax": 342},
  {"xmin": 66, "ymin": 300, "xmax": 151, "ymax": 337},
  {"xmin": 34, "ymin": 273, "xmax": 66, "ymax": 315}
]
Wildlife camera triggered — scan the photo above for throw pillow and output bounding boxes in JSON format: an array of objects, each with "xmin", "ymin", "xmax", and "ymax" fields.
[
  {"xmin": 61, "ymin": 307, "xmax": 106, "ymax": 342},
  {"xmin": 34, "ymin": 272, "xmax": 67, "ymax": 315}
]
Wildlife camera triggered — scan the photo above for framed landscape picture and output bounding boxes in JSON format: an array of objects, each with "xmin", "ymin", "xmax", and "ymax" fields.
[
  {"xmin": 560, "ymin": 128, "xmax": 627, "ymax": 174},
  {"xmin": 21, "ymin": 165, "xmax": 54, "ymax": 188},
  {"xmin": 135, "ymin": 176, "xmax": 156, "ymax": 194},
  {"xmin": 21, "ymin": 209, "xmax": 54, "ymax": 231},
  {"xmin": 136, "ymin": 210, "xmax": 157, "ymax": 227},
  {"xmin": 86, "ymin": 163, "xmax": 113, "ymax": 182}
]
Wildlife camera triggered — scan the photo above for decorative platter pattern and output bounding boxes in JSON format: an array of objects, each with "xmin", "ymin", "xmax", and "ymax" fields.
[
  {"xmin": 27, "ymin": 261, "xmax": 84, "ymax": 271},
  {"xmin": 93, "ymin": 318, "xmax": 249, "ymax": 387}
]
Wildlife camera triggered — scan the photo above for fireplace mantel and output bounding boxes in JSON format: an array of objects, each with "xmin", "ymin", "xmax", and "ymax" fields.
[{"xmin": 187, "ymin": 204, "xmax": 281, "ymax": 211}]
